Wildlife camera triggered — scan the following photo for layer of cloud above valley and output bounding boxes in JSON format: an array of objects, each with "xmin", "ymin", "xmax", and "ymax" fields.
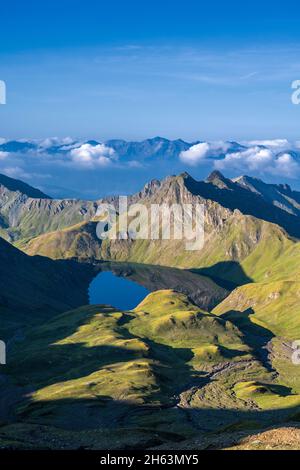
[
  {"xmin": 0, "ymin": 137, "xmax": 300, "ymax": 198},
  {"xmin": 179, "ymin": 139, "xmax": 300, "ymax": 178}
]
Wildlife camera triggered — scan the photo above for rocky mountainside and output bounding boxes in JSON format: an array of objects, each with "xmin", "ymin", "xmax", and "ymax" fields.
[
  {"xmin": 0, "ymin": 174, "xmax": 98, "ymax": 241},
  {"xmin": 188, "ymin": 171, "xmax": 300, "ymax": 237},
  {"xmin": 12, "ymin": 171, "xmax": 299, "ymax": 290},
  {"xmin": 1, "ymin": 169, "xmax": 300, "ymax": 244},
  {"xmin": 233, "ymin": 174, "xmax": 300, "ymax": 216},
  {"xmin": 0, "ymin": 173, "xmax": 50, "ymax": 199}
]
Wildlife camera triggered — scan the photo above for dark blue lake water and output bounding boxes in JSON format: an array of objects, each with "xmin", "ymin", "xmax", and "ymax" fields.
[{"xmin": 89, "ymin": 271, "xmax": 150, "ymax": 310}]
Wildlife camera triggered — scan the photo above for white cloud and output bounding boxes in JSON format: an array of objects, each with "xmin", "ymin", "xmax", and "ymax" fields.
[
  {"xmin": 126, "ymin": 160, "xmax": 144, "ymax": 168},
  {"xmin": 215, "ymin": 147, "xmax": 273, "ymax": 172},
  {"xmin": 180, "ymin": 143, "xmax": 210, "ymax": 165},
  {"xmin": 178, "ymin": 139, "xmax": 300, "ymax": 178},
  {"xmin": 70, "ymin": 143, "xmax": 116, "ymax": 168},
  {"xmin": 38, "ymin": 137, "xmax": 75, "ymax": 149},
  {"xmin": 272, "ymin": 153, "xmax": 299, "ymax": 177},
  {"xmin": 180, "ymin": 141, "xmax": 230, "ymax": 166},
  {"xmin": 215, "ymin": 147, "xmax": 300, "ymax": 177},
  {"xmin": 0, "ymin": 151, "xmax": 8, "ymax": 160},
  {"xmin": 1, "ymin": 166, "xmax": 31, "ymax": 179},
  {"xmin": 246, "ymin": 139, "xmax": 290, "ymax": 148}
]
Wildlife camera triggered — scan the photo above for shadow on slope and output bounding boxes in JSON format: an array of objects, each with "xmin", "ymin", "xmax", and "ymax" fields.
[
  {"xmin": 184, "ymin": 173, "xmax": 300, "ymax": 238},
  {"xmin": 220, "ymin": 308, "xmax": 275, "ymax": 372},
  {"xmin": 5, "ymin": 305, "xmax": 203, "ymax": 416},
  {"xmin": 3, "ymin": 297, "xmax": 298, "ymax": 449},
  {"xmin": 96, "ymin": 261, "xmax": 229, "ymax": 311},
  {"xmin": 1, "ymin": 395, "xmax": 300, "ymax": 450},
  {"xmin": 191, "ymin": 260, "xmax": 253, "ymax": 289}
]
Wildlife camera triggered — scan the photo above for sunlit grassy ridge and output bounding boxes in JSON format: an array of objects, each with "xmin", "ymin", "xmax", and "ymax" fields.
[
  {"xmin": 16, "ymin": 221, "xmax": 102, "ymax": 260},
  {"xmin": 9, "ymin": 291, "xmax": 248, "ymax": 410},
  {"xmin": 10, "ymin": 304, "xmax": 161, "ymax": 406},
  {"xmin": 234, "ymin": 381, "xmax": 300, "ymax": 410},
  {"xmin": 213, "ymin": 276, "xmax": 300, "ymax": 404},
  {"xmin": 4, "ymin": 289, "xmax": 299, "ymax": 447},
  {"xmin": 130, "ymin": 290, "xmax": 248, "ymax": 356},
  {"xmin": 18, "ymin": 207, "xmax": 300, "ymax": 287},
  {"xmin": 213, "ymin": 281, "xmax": 300, "ymax": 339}
]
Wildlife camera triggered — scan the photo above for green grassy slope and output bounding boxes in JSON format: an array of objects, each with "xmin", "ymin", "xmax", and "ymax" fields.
[
  {"xmin": 17, "ymin": 221, "xmax": 102, "ymax": 260},
  {"xmin": 213, "ymin": 278, "xmax": 300, "ymax": 398},
  {"xmin": 8, "ymin": 291, "xmax": 248, "ymax": 410},
  {"xmin": 2, "ymin": 290, "xmax": 299, "ymax": 449},
  {"xmin": 18, "ymin": 207, "xmax": 297, "ymax": 286}
]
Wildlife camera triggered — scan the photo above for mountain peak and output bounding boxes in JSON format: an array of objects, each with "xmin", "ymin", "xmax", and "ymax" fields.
[
  {"xmin": 233, "ymin": 174, "xmax": 261, "ymax": 184},
  {"xmin": 206, "ymin": 170, "xmax": 226, "ymax": 182},
  {"xmin": 179, "ymin": 171, "xmax": 192, "ymax": 179},
  {"xmin": 148, "ymin": 136, "xmax": 169, "ymax": 143},
  {"xmin": 206, "ymin": 170, "xmax": 232, "ymax": 189}
]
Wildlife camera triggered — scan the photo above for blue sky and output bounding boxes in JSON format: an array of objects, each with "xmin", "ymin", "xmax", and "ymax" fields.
[
  {"xmin": 1, "ymin": 0, "xmax": 300, "ymax": 140},
  {"xmin": 1, "ymin": 1, "xmax": 300, "ymax": 197}
]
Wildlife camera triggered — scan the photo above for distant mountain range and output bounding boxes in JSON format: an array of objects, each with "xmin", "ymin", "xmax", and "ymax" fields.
[
  {"xmin": 0, "ymin": 136, "xmax": 298, "ymax": 163},
  {"xmin": 0, "ymin": 136, "xmax": 192, "ymax": 158},
  {"xmin": 0, "ymin": 136, "xmax": 191, "ymax": 156},
  {"xmin": 1, "ymin": 136, "xmax": 299, "ymax": 199}
]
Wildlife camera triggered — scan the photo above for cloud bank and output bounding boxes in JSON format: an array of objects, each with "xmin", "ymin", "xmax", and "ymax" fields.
[
  {"xmin": 0, "ymin": 136, "xmax": 300, "ymax": 198},
  {"xmin": 179, "ymin": 139, "xmax": 300, "ymax": 178},
  {"xmin": 70, "ymin": 143, "xmax": 116, "ymax": 168},
  {"xmin": 180, "ymin": 142, "xmax": 231, "ymax": 166}
]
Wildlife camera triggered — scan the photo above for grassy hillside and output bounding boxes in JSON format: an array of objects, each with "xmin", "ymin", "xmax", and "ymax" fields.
[
  {"xmin": 18, "ymin": 204, "xmax": 295, "ymax": 280},
  {"xmin": 8, "ymin": 291, "xmax": 248, "ymax": 409},
  {"xmin": 213, "ymin": 280, "xmax": 300, "ymax": 339},
  {"xmin": 213, "ymin": 279, "xmax": 300, "ymax": 398},
  {"xmin": 17, "ymin": 221, "xmax": 102, "ymax": 260},
  {"xmin": 13, "ymin": 172, "xmax": 300, "ymax": 297},
  {"xmin": 1, "ymin": 290, "xmax": 299, "ymax": 449}
]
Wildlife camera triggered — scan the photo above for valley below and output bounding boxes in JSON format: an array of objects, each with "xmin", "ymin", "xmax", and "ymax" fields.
[{"xmin": 0, "ymin": 170, "xmax": 300, "ymax": 450}]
